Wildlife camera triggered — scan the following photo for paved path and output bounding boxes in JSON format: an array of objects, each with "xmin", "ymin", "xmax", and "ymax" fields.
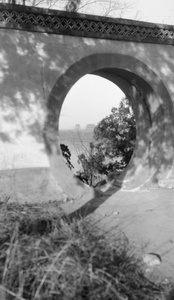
[{"xmin": 61, "ymin": 187, "xmax": 174, "ymax": 282}]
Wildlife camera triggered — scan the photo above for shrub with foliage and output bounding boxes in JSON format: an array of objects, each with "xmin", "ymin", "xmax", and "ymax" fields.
[{"xmin": 77, "ymin": 98, "xmax": 136, "ymax": 186}]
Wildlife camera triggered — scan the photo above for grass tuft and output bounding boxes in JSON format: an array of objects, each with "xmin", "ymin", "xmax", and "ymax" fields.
[{"xmin": 0, "ymin": 201, "xmax": 173, "ymax": 299}]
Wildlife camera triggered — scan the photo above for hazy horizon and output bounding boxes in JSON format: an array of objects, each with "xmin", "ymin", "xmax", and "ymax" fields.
[{"xmin": 59, "ymin": 124, "xmax": 96, "ymax": 131}]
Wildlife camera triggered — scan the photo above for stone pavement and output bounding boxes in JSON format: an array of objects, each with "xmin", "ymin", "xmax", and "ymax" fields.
[{"xmin": 61, "ymin": 186, "xmax": 174, "ymax": 282}]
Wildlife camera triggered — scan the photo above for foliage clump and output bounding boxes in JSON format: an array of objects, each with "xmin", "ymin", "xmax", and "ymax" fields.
[{"xmin": 77, "ymin": 98, "xmax": 136, "ymax": 186}]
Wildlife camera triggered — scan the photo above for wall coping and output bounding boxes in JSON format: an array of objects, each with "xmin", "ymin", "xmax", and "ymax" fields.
[{"xmin": 0, "ymin": 3, "xmax": 174, "ymax": 45}]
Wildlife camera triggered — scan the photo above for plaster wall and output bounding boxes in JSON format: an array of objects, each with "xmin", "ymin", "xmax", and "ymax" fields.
[{"xmin": 1, "ymin": 27, "xmax": 174, "ymax": 201}]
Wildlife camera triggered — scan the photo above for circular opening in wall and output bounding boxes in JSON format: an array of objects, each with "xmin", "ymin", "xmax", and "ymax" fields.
[
  {"xmin": 45, "ymin": 53, "xmax": 173, "ymax": 199},
  {"xmin": 59, "ymin": 74, "xmax": 136, "ymax": 187}
]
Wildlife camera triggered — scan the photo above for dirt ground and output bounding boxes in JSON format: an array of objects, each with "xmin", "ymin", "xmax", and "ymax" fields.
[{"xmin": 61, "ymin": 186, "xmax": 174, "ymax": 282}]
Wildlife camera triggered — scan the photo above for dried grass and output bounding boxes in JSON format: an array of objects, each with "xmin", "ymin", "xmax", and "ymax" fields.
[{"xmin": 0, "ymin": 201, "xmax": 172, "ymax": 300}]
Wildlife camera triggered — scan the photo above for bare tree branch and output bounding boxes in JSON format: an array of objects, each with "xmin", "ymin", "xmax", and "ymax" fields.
[{"xmin": 1, "ymin": 0, "xmax": 135, "ymax": 19}]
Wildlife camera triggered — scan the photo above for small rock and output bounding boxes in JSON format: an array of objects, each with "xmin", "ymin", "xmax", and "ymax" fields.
[{"xmin": 143, "ymin": 253, "xmax": 161, "ymax": 267}]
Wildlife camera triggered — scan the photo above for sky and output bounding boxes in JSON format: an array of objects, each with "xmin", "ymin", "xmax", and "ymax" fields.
[
  {"xmin": 53, "ymin": 0, "xmax": 174, "ymax": 25},
  {"xmin": 130, "ymin": 0, "xmax": 174, "ymax": 24},
  {"xmin": 93, "ymin": 0, "xmax": 174, "ymax": 24},
  {"xmin": 58, "ymin": 0, "xmax": 174, "ymax": 129},
  {"xmin": 59, "ymin": 75, "xmax": 124, "ymax": 129}
]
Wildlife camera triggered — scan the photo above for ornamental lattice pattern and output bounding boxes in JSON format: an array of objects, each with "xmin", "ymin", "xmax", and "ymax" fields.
[{"xmin": 0, "ymin": 7, "xmax": 174, "ymax": 44}]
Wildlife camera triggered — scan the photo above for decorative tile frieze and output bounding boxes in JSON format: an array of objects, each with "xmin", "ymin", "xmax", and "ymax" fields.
[{"xmin": 0, "ymin": 4, "xmax": 174, "ymax": 44}]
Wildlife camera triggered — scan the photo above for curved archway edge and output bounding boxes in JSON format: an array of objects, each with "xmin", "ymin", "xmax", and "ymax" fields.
[{"xmin": 44, "ymin": 53, "xmax": 174, "ymax": 198}]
